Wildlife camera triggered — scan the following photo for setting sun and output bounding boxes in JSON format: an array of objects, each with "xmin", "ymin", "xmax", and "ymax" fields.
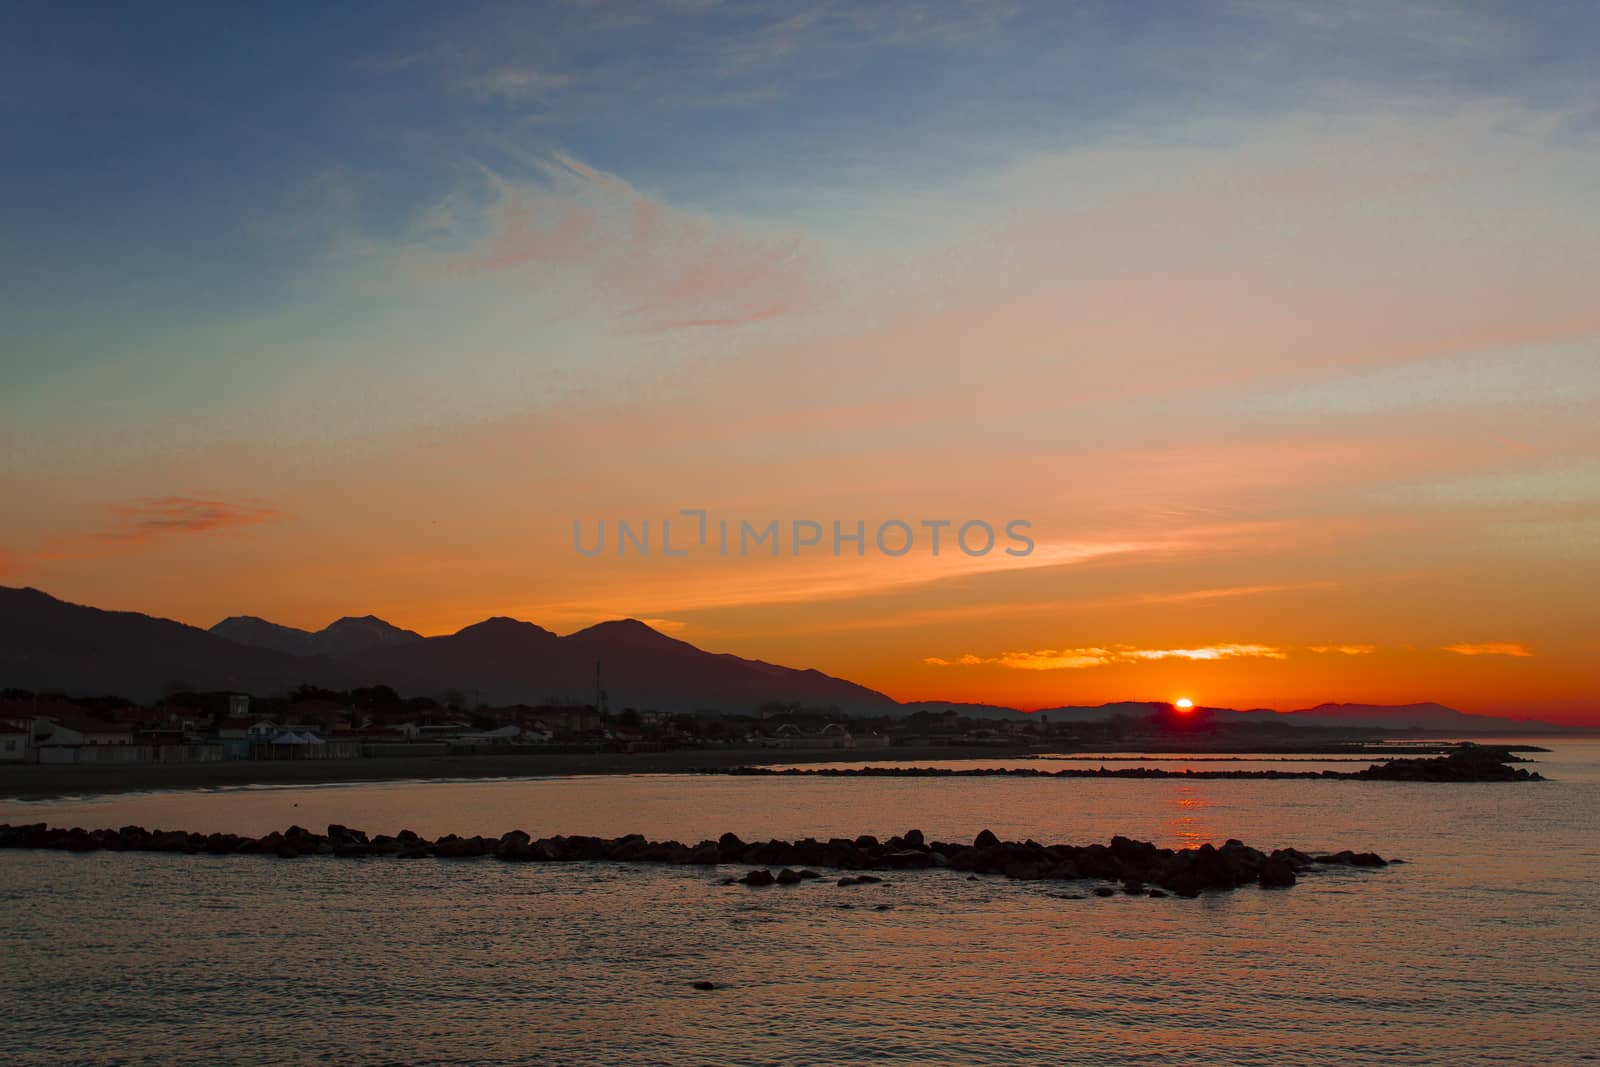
[{"xmin": 1175, "ymin": 698, "xmax": 1195, "ymax": 711}]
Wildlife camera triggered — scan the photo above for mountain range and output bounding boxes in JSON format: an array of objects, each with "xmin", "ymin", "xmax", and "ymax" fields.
[
  {"xmin": 0, "ymin": 585, "xmax": 1580, "ymax": 731},
  {"xmin": 0, "ymin": 586, "xmax": 892, "ymax": 713}
]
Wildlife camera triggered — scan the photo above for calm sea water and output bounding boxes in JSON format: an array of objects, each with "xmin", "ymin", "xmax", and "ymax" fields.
[{"xmin": 3, "ymin": 741, "xmax": 1597, "ymax": 1066}]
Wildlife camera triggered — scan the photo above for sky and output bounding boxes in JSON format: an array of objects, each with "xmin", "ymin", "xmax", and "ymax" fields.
[{"xmin": 3, "ymin": 1, "xmax": 1598, "ymax": 723}]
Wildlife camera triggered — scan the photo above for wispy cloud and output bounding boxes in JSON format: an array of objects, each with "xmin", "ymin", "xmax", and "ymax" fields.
[
  {"xmin": 14, "ymin": 497, "xmax": 291, "ymax": 567},
  {"xmin": 446, "ymin": 154, "xmax": 825, "ymax": 331},
  {"xmin": 100, "ymin": 497, "xmax": 288, "ymax": 542},
  {"xmin": 929, "ymin": 643, "xmax": 1289, "ymax": 672},
  {"xmin": 460, "ymin": 66, "xmax": 573, "ymax": 100},
  {"xmin": 1310, "ymin": 645, "xmax": 1376, "ymax": 655},
  {"xmin": 98, "ymin": 495, "xmax": 286, "ymax": 537},
  {"xmin": 1129, "ymin": 582, "xmax": 1338, "ymax": 606},
  {"xmin": 1444, "ymin": 643, "xmax": 1533, "ymax": 658}
]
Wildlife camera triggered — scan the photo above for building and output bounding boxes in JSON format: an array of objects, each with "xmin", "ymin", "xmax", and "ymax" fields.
[
  {"xmin": 0, "ymin": 720, "xmax": 31, "ymax": 762},
  {"xmin": 216, "ymin": 718, "xmax": 280, "ymax": 742},
  {"xmin": 394, "ymin": 720, "xmax": 473, "ymax": 740},
  {"xmin": 37, "ymin": 712, "xmax": 133, "ymax": 746}
]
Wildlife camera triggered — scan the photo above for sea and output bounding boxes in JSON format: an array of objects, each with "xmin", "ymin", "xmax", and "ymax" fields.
[{"xmin": 2, "ymin": 740, "xmax": 1597, "ymax": 1066}]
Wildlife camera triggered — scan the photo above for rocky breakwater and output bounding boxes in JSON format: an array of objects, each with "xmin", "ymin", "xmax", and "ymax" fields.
[
  {"xmin": 1355, "ymin": 745, "xmax": 1543, "ymax": 781},
  {"xmin": 704, "ymin": 745, "xmax": 1542, "ymax": 782},
  {"xmin": 0, "ymin": 822, "xmax": 1391, "ymax": 898}
]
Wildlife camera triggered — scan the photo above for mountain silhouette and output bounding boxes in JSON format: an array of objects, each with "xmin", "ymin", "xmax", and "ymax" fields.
[
  {"xmin": 0, "ymin": 586, "xmax": 893, "ymax": 712},
  {"xmin": 0, "ymin": 585, "xmax": 1577, "ymax": 731}
]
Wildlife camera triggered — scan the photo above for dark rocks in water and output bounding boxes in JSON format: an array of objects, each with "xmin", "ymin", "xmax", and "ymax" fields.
[
  {"xmin": 1258, "ymin": 857, "xmax": 1297, "ymax": 889},
  {"xmin": 1313, "ymin": 850, "xmax": 1389, "ymax": 868},
  {"xmin": 701, "ymin": 746, "xmax": 1543, "ymax": 783},
  {"xmin": 882, "ymin": 849, "xmax": 932, "ymax": 870},
  {"xmin": 691, "ymin": 981, "xmax": 717, "ymax": 991},
  {"xmin": 1146, "ymin": 889, "xmax": 1169, "ymax": 898},
  {"xmin": 495, "ymin": 830, "xmax": 533, "ymax": 862},
  {"xmin": 0, "ymin": 821, "xmax": 1389, "ymax": 899},
  {"xmin": 837, "ymin": 873, "xmax": 884, "ymax": 886},
  {"xmin": 1093, "ymin": 886, "xmax": 1117, "ymax": 897},
  {"xmin": 1356, "ymin": 744, "xmax": 1542, "ymax": 782}
]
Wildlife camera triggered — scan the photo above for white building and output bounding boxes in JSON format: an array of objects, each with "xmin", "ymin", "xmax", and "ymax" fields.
[{"xmin": 0, "ymin": 720, "xmax": 31, "ymax": 762}]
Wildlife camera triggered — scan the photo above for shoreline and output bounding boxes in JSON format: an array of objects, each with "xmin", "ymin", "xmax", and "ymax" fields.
[
  {"xmin": 0, "ymin": 745, "xmax": 1034, "ymax": 800},
  {"xmin": 0, "ymin": 740, "xmax": 1548, "ymax": 801}
]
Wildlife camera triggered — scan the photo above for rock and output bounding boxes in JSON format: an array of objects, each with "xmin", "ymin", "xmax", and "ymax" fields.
[
  {"xmin": 691, "ymin": 981, "xmax": 717, "ymax": 991},
  {"xmin": 1258, "ymin": 857, "xmax": 1297, "ymax": 889},
  {"xmin": 883, "ymin": 849, "xmax": 932, "ymax": 869},
  {"xmin": 837, "ymin": 873, "xmax": 885, "ymax": 886},
  {"xmin": 0, "ymin": 821, "xmax": 1389, "ymax": 901},
  {"xmin": 1093, "ymin": 886, "xmax": 1117, "ymax": 897}
]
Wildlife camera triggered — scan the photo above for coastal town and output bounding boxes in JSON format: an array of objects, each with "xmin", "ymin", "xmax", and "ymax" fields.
[{"xmin": 0, "ymin": 686, "xmax": 1084, "ymax": 767}]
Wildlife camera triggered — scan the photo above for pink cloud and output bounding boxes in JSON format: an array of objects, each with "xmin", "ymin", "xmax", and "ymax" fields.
[
  {"xmin": 101, "ymin": 497, "xmax": 289, "ymax": 542},
  {"xmin": 462, "ymin": 199, "xmax": 594, "ymax": 271},
  {"xmin": 451, "ymin": 156, "xmax": 824, "ymax": 331}
]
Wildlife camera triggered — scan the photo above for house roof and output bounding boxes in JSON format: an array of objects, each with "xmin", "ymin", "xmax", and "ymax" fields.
[
  {"xmin": 217, "ymin": 717, "xmax": 275, "ymax": 730},
  {"xmin": 41, "ymin": 711, "xmax": 130, "ymax": 736}
]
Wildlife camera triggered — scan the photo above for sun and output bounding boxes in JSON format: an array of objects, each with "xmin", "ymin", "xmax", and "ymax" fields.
[{"xmin": 1174, "ymin": 697, "xmax": 1195, "ymax": 711}]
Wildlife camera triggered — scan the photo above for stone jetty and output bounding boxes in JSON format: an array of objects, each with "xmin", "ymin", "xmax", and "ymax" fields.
[
  {"xmin": 0, "ymin": 822, "xmax": 1391, "ymax": 898},
  {"xmin": 698, "ymin": 745, "xmax": 1542, "ymax": 782}
]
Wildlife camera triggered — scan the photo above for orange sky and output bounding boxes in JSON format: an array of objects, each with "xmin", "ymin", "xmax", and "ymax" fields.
[{"xmin": 3, "ymin": 10, "xmax": 1598, "ymax": 725}]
